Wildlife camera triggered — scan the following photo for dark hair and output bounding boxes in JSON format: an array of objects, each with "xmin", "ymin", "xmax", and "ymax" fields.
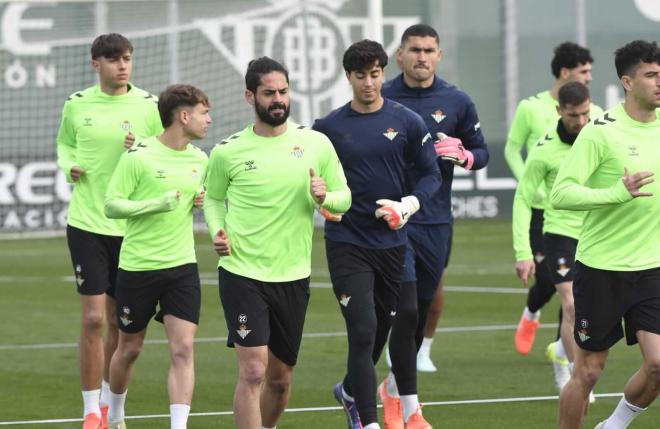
[
  {"xmin": 90, "ymin": 33, "xmax": 133, "ymax": 60},
  {"xmin": 343, "ymin": 39, "xmax": 388, "ymax": 72},
  {"xmin": 400, "ymin": 24, "xmax": 439, "ymax": 46},
  {"xmin": 158, "ymin": 84, "xmax": 210, "ymax": 128},
  {"xmin": 614, "ymin": 40, "xmax": 660, "ymax": 78},
  {"xmin": 550, "ymin": 42, "xmax": 593, "ymax": 78},
  {"xmin": 558, "ymin": 81, "xmax": 590, "ymax": 108},
  {"xmin": 245, "ymin": 57, "xmax": 289, "ymax": 94}
]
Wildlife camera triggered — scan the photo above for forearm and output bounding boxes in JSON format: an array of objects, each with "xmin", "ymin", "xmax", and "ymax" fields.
[
  {"xmin": 203, "ymin": 195, "xmax": 227, "ymax": 239},
  {"xmin": 550, "ymin": 180, "xmax": 632, "ymax": 210},
  {"xmin": 512, "ymin": 193, "xmax": 534, "ymax": 261},
  {"xmin": 411, "ymin": 172, "xmax": 441, "ymax": 206},
  {"xmin": 105, "ymin": 191, "xmax": 177, "ymax": 219},
  {"xmin": 504, "ymin": 140, "xmax": 525, "ymax": 180},
  {"xmin": 320, "ymin": 188, "xmax": 351, "ymax": 213},
  {"xmin": 56, "ymin": 145, "xmax": 77, "ymax": 183}
]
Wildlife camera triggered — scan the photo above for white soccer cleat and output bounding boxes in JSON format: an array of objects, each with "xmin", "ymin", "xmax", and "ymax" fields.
[
  {"xmin": 589, "ymin": 390, "xmax": 596, "ymax": 404},
  {"xmin": 546, "ymin": 342, "xmax": 570, "ymax": 391},
  {"xmin": 416, "ymin": 350, "xmax": 437, "ymax": 373},
  {"xmin": 593, "ymin": 421, "xmax": 605, "ymax": 429}
]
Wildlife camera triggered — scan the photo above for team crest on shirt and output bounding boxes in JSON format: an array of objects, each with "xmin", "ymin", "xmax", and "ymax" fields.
[
  {"xmin": 383, "ymin": 128, "xmax": 398, "ymax": 141},
  {"xmin": 628, "ymin": 145, "xmax": 639, "ymax": 157},
  {"xmin": 120, "ymin": 120, "xmax": 132, "ymax": 132},
  {"xmin": 120, "ymin": 306, "xmax": 133, "ymax": 327},
  {"xmin": 236, "ymin": 314, "xmax": 251, "ymax": 339},
  {"xmin": 431, "ymin": 110, "xmax": 446, "ymax": 123},
  {"xmin": 74, "ymin": 264, "xmax": 85, "ymax": 287},
  {"xmin": 290, "ymin": 146, "xmax": 305, "ymax": 158},
  {"xmin": 191, "ymin": 168, "xmax": 200, "ymax": 180},
  {"xmin": 556, "ymin": 257, "xmax": 570, "ymax": 277},
  {"xmin": 578, "ymin": 319, "xmax": 590, "ymax": 342},
  {"xmin": 339, "ymin": 294, "xmax": 351, "ymax": 307}
]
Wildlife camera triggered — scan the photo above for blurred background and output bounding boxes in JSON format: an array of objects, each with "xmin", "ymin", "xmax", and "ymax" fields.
[{"xmin": 0, "ymin": 0, "xmax": 659, "ymax": 235}]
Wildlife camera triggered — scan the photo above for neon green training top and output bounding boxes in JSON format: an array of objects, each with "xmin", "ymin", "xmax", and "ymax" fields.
[
  {"xmin": 204, "ymin": 122, "xmax": 351, "ymax": 282},
  {"xmin": 505, "ymin": 90, "xmax": 603, "ymax": 208},
  {"xmin": 105, "ymin": 136, "xmax": 208, "ymax": 271},
  {"xmin": 512, "ymin": 123, "xmax": 585, "ymax": 261},
  {"xmin": 56, "ymin": 84, "xmax": 163, "ymax": 236},
  {"xmin": 551, "ymin": 104, "xmax": 660, "ymax": 271}
]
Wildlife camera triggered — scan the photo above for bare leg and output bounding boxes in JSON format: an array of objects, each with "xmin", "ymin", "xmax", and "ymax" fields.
[
  {"xmin": 79, "ymin": 295, "xmax": 107, "ymax": 391},
  {"xmin": 103, "ymin": 295, "xmax": 119, "ymax": 383},
  {"xmin": 108, "ymin": 329, "xmax": 147, "ymax": 395},
  {"xmin": 623, "ymin": 331, "xmax": 660, "ymax": 407},
  {"xmin": 261, "ymin": 350, "xmax": 295, "ymax": 427},
  {"xmin": 163, "ymin": 315, "xmax": 197, "ymax": 405},
  {"xmin": 233, "ymin": 345, "xmax": 268, "ymax": 429},
  {"xmin": 554, "ymin": 281, "xmax": 576, "ymax": 363}
]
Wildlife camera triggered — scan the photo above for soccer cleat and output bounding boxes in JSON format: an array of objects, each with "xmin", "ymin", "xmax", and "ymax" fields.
[
  {"xmin": 593, "ymin": 421, "xmax": 605, "ymax": 429},
  {"xmin": 515, "ymin": 312, "xmax": 540, "ymax": 355},
  {"xmin": 416, "ymin": 350, "xmax": 437, "ymax": 373},
  {"xmin": 100, "ymin": 406, "xmax": 108, "ymax": 429},
  {"xmin": 333, "ymin": 382, "xmax": 362, "ymax": 429},
  {"xmin": 546, "ymin": 342, "xmax": 570, "ymax": 391},
  {"xmin": 378, "ymin": 379, "xmax": 403, "ymax": 429},
  {"xmin": 404, "ymin": 406, "xmax": 432, "ymax": 429},
  {"xmin": 107, "ymin": 421, "xmax": 126, "ymax": 429},
  {"xmin": 82, "ymin": 413, "xmax": 102, "ymax": 429}
]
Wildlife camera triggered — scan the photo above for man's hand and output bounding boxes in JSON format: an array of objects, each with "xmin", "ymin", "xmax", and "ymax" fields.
[
  {"xmin": 434, "ymin": 132, "xmax": 474, "ymax": 170},
  {"xmin": 162, "ymin": 190, "xmax": 181, "ymax": 211},
  {"xmin": 123, "ymin": 132, "xmax": 135, "ymax": 150},
  {"xmin": 70, "ymin": 166, "xmax": 86, "ymax": 182},
  {"xmin": 194, "ymin": 190, "xmax": 205, "ymax": 209},
  {"xmin": 374, "ymin": 196, "xmax": 420, "ymax": 230},
  {"xmin": 213, "ymin": 229, "xmax": 231, "ymax": 256},
  {"xmin": 622, "ymin": 167, "xmax": 654, "ymax": 197},
  {"xmin": 317, "ymin": 207, "xmax": 343, "ymax": 222},
  {"xmin": 515, "ymin": 260, "xmax": 536, "ymax": 287},
  {"xmin": 309, "ymin": 168, "xmax": 326, "ymax": 204}
]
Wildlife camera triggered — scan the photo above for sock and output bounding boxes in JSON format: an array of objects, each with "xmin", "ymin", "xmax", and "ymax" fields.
[
  {"xmin": 401, "ymin": 394, "xmax": 420, "ymax": 422},
  {"xmin": 523, "ymin": 307, "xmax": 541, "ymax": 321},
  {"xmin": 554, "ymin": 339, "xmax": 567, "ymax": 360},
  {"xmin": 82, "ymin": 389, "xmax": 101, "ymax": 417},
  {"xmin": 419, "ymin": 337, "xmax": 434, "ymax": 355},
  {"xmin": 99, "ymin": 380, "xmax": 111, "ymax": 408},
  {"xmin": 603, "ymin": 397, "xmax": 646, "ymax": 428},
  {"xmin": 341, "ymin": 385, "xmax": 355, "ymax": 402},
  {"xmin": 170, "ymin": 404, "xmax": 191, "ymax": 429},
  {"xmin": 108, "ymin": 390, "xmax": 127, "ymax": 423},
  {"xmin": 261, "ymin": 427, "xmax": 276, "ymax": 429},
  {"xmin": 363, "ymin": 424, "xmax": 380, "ymax": 429},
  {"xmin": 386, "ymin": 372, "xmax": 399, "ymax": 397}
]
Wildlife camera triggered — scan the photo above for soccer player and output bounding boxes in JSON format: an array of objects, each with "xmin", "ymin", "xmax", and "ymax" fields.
[
  {"xmin": 378, "ymin": 24, "xmax": 489, "ymax": 428},
  {"xmin": 313, "ymin": 40, "xmax": 441, "ymax": 429},
  {"xmin": 204, "ymin": 57, "xmax": 350, "ymax": 429},
  {"xmin": 505, "ymin": 42, "xmax": 603, "ymax": 359},
  {"xmin": 103, "ymin": 84, "xmax": 210, "ymax": 429},
  {"xmin": 512, "ymin": 81, "xmax": 591, "ymax": 394},
  {"xmin": 552, "ymin": 40, "xmax": 660, "ymax": 429},
  {"xmin": 55, "ymin": 33, "xmax": 163, "ymax": 429}
]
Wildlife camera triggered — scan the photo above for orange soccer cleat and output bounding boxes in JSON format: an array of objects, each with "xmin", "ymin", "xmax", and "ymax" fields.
[
  {"xmin": 82, "ymin": 413, "xmax": 102, "ymax": 429},
  {"xmin": 515, "ymin": 312, "xmax": 540, "ymax": 355},
  {"xmin": 404, "ymin": 406, "xmax": 432, "ymax": 429},
  {"xmin": 378, "ymin": 379, "xmax": 403, "ymax": 429}
]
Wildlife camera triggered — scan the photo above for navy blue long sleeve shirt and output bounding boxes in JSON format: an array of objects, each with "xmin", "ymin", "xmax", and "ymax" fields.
[
  {"xmin": 313, "ymin": 98, "xmax": 441, "ymax": 249},
  {"xmin": 382, "ymin": 74, "xmax": 489, "ymax": 224}
]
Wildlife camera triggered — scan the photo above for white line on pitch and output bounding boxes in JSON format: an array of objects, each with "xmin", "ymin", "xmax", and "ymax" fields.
[
  {"xmin": 0, "ymin": 393, "xmax": 623, "ymax": 426},
  {"xmin": 0, "ymin": 323, "xmax": 558, "ymax": 351}
]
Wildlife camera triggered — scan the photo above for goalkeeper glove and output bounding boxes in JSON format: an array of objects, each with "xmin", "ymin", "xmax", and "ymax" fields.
[
  {"xmin": 317, "ymin": 206, "xmax": 343, "ymax": 222},
  {"xmin": 434, "ymin": 132, "xmax": 474, "ymax": 170},
  {"xmin": 374, "ymin": 196, "xmax": 420, "ymax": 230}
]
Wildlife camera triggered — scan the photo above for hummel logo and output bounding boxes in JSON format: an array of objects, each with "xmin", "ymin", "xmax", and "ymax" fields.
[
  {"xmin": 156, "ymin": 170, "xmax": 166, "ymax": 179},
  {"xmin": 383, "ymin": 128, "xmax": 398, "ymax": 141},
  {"xmin": 83, "ymin": 118, "xmax": 92, "ymax": 126},
  {"xmin": 628, "ymin": 145, "xmax": 639, "ymax": 156},
  {"xmin": 244, "ymin": 160, "xmax": 257, "ymax": 171},
  {"xmin": 389, "ymin": 310, "xmax": 397, "ymax": 316}
]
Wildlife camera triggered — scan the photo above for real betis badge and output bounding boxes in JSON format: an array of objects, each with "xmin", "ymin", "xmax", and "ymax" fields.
[
  {"xmin": 121, "ymin": 120, "xmax": 132, "ymax": 132},
  {"xmin": 431, "ymin": 110, "xmax": 446, "ymax": 123},
  {"xmin": 383, "ymin": 128, "xmax": 398, "ymax": 141}
]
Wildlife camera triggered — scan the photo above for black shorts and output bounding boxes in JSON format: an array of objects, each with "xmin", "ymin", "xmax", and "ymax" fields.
[
  {"xmin": 444, "ymin": 226, "xmax": 453, "ymax": 269},
  {"xmin": 218, "ymin": 267, "xmax": 310, "ymax": 367},
  {"xmin": 530, "ymin": 208, "xmax": 547, "ymax": 259},
  {"xmin": 573, "ymin": 261, "xmax": 660, "ymax": 351},
  {"xmin": 544, "ymin": 233, "xmax": 578, "ymax": 284},
  {"xmin": 66, "ymin": 225, "xmax": 122, "ymax": 297},
  {"xmin": 115, "ymin": 264, "xmax": 201, "ymax": 333},
  {"xmin": 325, "ymin": 240, "xmax": 405, "ymax": 321},
  {"xmin": 401, "ymin": 224, "xmax": 451, "ymax": 300}
]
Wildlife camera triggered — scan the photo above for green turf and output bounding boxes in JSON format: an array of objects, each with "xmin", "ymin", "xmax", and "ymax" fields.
[{"xmin": 1, "ymin": 219, "xmax": 658, "ymax": 428}]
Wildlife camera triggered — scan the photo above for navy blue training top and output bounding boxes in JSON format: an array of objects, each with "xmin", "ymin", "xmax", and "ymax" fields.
[
  {"xmin": 313, "ymin": 98, "xmax": 441, "ymax": 249},
  {"xmin": 382, "ymin": 74, "xmax": 489, "ymax": 224}
]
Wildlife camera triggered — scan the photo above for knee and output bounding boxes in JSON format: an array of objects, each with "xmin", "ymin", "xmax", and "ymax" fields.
[
  {"xmin": 347, "ymin": 322, "xmax": 377, "ymax": 351},
  {"xmin": 170, "ymin": 340, "xmax": 194, "ymax": 367},
  {"xmin": 394, "ymin": 300, "xmax": 418, "ymax": 330},
  {"xmin": 81, "ymin": 310, "xmax": 105, "ymax": 334},
  {"xmin": 266, "ymin": 372, "xmax": 292, "ymax": 398},
  {"xmin": 117, "ymin": 340, "xmax": 142, "ymax": 364},
  {"xmin": 239, "ymin": 360, "xmax": 267, "ymax": 387},
  {"xmin": 575, "ymin": 361, "xmax": 605, "ymax": 389},
  {"xmin": 644, "ymin": 358, "xmax": 660, "ymax": 386}
]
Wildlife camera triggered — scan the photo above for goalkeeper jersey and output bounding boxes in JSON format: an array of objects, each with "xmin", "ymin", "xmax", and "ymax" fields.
[
  {"xmin": 505, "ymin": 90, "xmax": 603, "ymax": 208},
  {"xmin": 313, "ymin": 98, "xmax": 441, "ymax": 249},
  {"xmin": 106, "ymin": 136, "xmax": 208, "ymax": 271},
  {"xmin": 204, "ymin": 122, "xmax": 350, "ymax": 282},
  {"xmin": 382, "ymin": 74, "xmax": 489, "ymax": 225},
  {"xmin": 56, "ymin": 84, "xmax": 163, "ymax": 236},
  {"xmin": 512, "ymin": 120, "xmax": 584, "ymax": 261},
  {"xmin": 551, "ymin": 104, "xmax": 660, "ymax": 271}
]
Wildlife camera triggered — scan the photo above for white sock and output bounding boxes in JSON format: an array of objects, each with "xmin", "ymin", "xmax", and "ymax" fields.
[
  {"xmin": 82, "ymin": 389, "xmax": 101, "ymax": 417},
  {"xmin": 401, "ymin": 394, "xmax": 420, "ymax": 422},
  {"xmin": 419, "ymin": 337, "xmax": 434, "ymax": 355},
  {"xmin": 386, "ymin": 372, "xmax": 399, "ymax": 397},
  {"xmin": 603, "ymin": 397, "xmax": 646, "ymax": 428},
  {"xmin": 523, "ymin": 307, "xmax": 541, "ymax": 321},
  {"xmin": 261, "ymin": 427, "xmax": 276, "ymax": 429},
  {"xmin": 554, "ymin": 339, "xmax": 567, "ymax": 360},
  {"xmin": 341, "ymin": 386, "xmax": 355, "ymax": 402},
  {"xmin": 108, "ymin": 390, "xmax": 127, "ymax": 423},
  {"xmin": 99, "ymin": 380, "xmax": 111, "ymax": 408},
  {"xmin": 363, "ymin": 424, "xmax": 380, "ymax": 429},
  {"xmin": 170, "ymin": 404, "xmax": 191, "ymax": 429}
]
